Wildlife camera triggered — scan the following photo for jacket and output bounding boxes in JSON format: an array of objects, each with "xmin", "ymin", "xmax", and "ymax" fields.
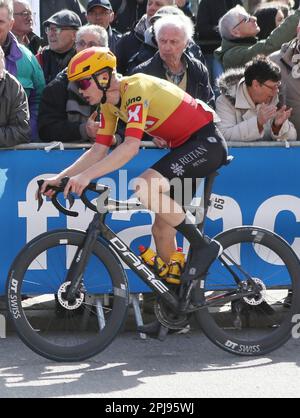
[
  {"xmin": 215, "ymin": 68, "xmax": 297, "ymax": 142},
  {"xmin": 0, "ymin": 70, "xmax": 31, "ymax": 147},
  {"xmin": 270, "ymin": 40, "xmax": 300, "ymax": 138},
  {"xmin": 4, "ymin": 32, "xmax": 45, "ymax": 141},
  {"xmin": 36, "ymin": 47, "xmax": 77, "ymax": 85},
  {"xmin": 107, "ymin": 26, "xmax": 122, "ymax": 54},
  {"xmin": 111, "ymin": 0, "xmax": 147, "ymax": 33},
  {"xmin": 215, "ymin": 9, "xmax": 300, "ymax": 69},
  {"xmin": 132, "ymin": 51, "xmax": 215, "ymax": 109},
  {"xmin": 115, "ymin": 19, "xmax": 145, "ymax": 75},
  {"xmin": 38, "ymin": 69, "xmax": 95, "ymax": 142}
]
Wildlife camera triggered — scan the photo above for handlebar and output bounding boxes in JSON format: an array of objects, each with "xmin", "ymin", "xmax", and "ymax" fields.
[{"xmin": 37, "ymin": 177, "xmax": 109, "ymax": 217}]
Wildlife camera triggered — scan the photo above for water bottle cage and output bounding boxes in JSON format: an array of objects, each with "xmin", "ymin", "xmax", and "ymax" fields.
[
  {"xmin": 153, "ymin": 256, "xmax": 168, "ymax": 277},
  {"xmin": 167, "ymin": 262, "xmax": 183, "ymax": 280}
]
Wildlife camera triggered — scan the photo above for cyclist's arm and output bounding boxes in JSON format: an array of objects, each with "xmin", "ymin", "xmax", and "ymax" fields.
[
  {"xmin": 57, "ymin": 143, "xmax": 109, "ymax": 180},
  {"xmin": 80, "ymin": 137, "xmax": 140, "ymax": 181},
  {"xmin": 39, "ymin": 143, "xmax": 109, "ymax": 196}
]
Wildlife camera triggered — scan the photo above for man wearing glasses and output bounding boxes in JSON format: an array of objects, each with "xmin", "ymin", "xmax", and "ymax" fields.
[
  {"xmin": 215, "ymin": 55, "xmax": 297, "ymax": 142},
  {"xmin": 12, "ymin": 0, "xmax": 42, "ymax": 54},
  {"xmin": 36, "ymin": 9, "xmax": 82, "ymax": 84},
  {"xmin": 215, "ymin": 4, "xmax": 300, "ymax": 70}
]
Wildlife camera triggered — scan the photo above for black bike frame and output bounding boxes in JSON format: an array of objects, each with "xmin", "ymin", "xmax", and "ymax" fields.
[{"xmin": 62, "ymin": 162, "xmax": 257, "ymax": 314}]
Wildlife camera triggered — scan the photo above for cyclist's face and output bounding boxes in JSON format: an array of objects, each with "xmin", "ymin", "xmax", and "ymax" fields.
[
  {"xmin": 78, "ymin": 77, "xmax": 102, "ymax": 105},
  {"xmin": 157, "ymin": 26, "xmax": 187, "ymax": 65}
]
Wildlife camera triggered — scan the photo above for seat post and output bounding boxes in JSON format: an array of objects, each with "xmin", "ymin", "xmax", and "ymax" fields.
[{"xmin": 197, "ymin": 171, "xmax": 218, "ymax": 234}]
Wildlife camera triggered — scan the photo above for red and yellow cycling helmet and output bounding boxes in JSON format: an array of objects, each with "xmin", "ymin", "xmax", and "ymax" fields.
[{"xmin": 67, "ymin": 47, "xmax": 116, "ymax": 82}]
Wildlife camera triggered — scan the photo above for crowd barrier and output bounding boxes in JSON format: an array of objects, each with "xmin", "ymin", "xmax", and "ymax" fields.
[{"xmin": 0, "ymin": 141, "xmax": 299, "ymax": 295}]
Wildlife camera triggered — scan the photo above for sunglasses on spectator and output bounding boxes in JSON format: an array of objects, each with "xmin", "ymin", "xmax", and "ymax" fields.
[
  {"xmin": 232, "ymin": 15, "xmax": 253, "ymax": 30},
  {"xmin": 75, "ymin": 40, "xmax": 100, "ymax": 49},
  {"xmin": 14, "ymin": 11, "xmax": 32, "ymax": 18},
  {"xmin": 45, "ymin": 26, "xmax": 75, "ymax": 35}
]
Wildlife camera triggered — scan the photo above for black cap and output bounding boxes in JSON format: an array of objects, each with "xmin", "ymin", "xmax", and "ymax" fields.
[
  {"xmin": 44, "ymin": 9, "xmax": 82, "ymax": 28},
  {"xmin": 87, "ymin": 0, "xmax": 113, "ymax": 12}
]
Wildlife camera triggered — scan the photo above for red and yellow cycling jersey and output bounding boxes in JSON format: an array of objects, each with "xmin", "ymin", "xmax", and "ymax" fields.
[{"xmin": 96, "ymin": 73, "xmax": 214, "ymax": 148}]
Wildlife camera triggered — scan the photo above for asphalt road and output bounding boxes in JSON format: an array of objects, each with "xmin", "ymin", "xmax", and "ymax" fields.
[{"xmin": 1, "ymin": 327, "xmax": 300, "ymax": 398}]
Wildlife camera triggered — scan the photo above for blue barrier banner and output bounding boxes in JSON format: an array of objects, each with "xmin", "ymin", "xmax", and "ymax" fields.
[{"xmin": 0, "ymin": 146, "xmax": 300, "ymax": 294}]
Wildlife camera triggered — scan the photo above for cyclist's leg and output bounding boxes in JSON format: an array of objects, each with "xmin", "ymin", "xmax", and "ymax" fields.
[
  {"xmin": 152, "ymin": 214, "xmax": 177, "ymax": 263},
  {"xmin": 136, "ymin": 122, "xmax": 228, "ymax": 278}
]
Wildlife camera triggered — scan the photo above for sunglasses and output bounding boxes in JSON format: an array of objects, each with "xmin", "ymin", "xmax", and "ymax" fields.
[
  {"xmin": 232, "ymin": 15, "xmax": 252, "ymax": 30},
  {"xmin": 76, "ymin": 76, "xmax": 93, "ymax": 91},
  {"xmin": 76, "ymin": 71, "xmax": 110, "ymax": 91}
]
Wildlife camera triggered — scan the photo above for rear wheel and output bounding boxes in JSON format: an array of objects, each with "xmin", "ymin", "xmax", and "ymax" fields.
[
  {"xmin": 193, "ymin": 227, "xmax": 300, "ymax": 356},
  {"xmin": 6, "ymin": 229, "xmax": 129, "ymax": 362}
]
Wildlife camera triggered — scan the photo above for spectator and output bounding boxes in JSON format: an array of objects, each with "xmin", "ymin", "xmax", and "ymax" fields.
[
  {"xmin": 0, "ymin": 0, "xmax": 45, "ymax": 141},
  {"xmin": 38, "ymin": 25, "xmax": 108, "ymax": 143},
  {"xmin": 36, "ymin": 9, "xmax": 82, "ymax": 84},
  {"xmin": 110, "ymin": 0, "xmax": 147, "ymax": 33},
  {"xmin": 0, "ymin": 45, "xmax": 31, "ymax": 146},
  {"xmin": 39, "ymin": 0, "xmax": 87, "ymax": 43},
  {"xmin": 215, "ymin": 4, "xmax": 300, "ymax": 69},
  {"xmin": 270, "ymin": 20, "xmax": 300, "ymax": 137},
  {"xmin": 133, "ymin": 14, "xmax": 214, "ymax": 108},
  {"xmin": 115, "ymin": 0, "xmax": 176, "ymax": 75},
  {"xmin": 12, "ymin": 0, "xmax": 42, "ymax": 54},
  {"xmin": 196, "ymin": 0, "xmax": 242, "ymax": 95},
  {"xmin": 254, "ymin": 3, "xmax": 288, "ymax": 40},
  {"xmin": 86, "ymin": 0, "xmax": 121, "ymax": 53},
  {"xmin": 216, "ymin": 55, "xmax": 297, "ymax": 142},
  {"xmin": 128, "ymin": 6, "xmax": 205, "ymax": 74}
]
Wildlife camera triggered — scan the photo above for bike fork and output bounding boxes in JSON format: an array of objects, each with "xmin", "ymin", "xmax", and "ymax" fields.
[{"xmin": 65, "ymin": 214, "xmax": 102, "ymax": 302}]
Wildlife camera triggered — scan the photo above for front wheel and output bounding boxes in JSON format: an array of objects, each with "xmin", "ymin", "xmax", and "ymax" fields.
[
  {"xmin": 193, "ymin": 226, "xmax": 300, "ymax": 356},
  {"xmin": 6, "ymin": 229, "xmax": 129, "ymax": 362}
]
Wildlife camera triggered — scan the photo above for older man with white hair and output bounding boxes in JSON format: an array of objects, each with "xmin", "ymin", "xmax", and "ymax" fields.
[
  {"xmin": 133, "ymin": 14, "xmax": 214, "ymax": 109},
  {"xmin": 12, "ymin": 0, "xmax": 42, "ymax": 54},
  {"xmin": 215, "ymin": 4, "xmax": 300, "ymax": 69}
]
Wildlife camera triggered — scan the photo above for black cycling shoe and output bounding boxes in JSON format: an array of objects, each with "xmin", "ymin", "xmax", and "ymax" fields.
[
  {"xmin": 137, "ymin": 320, "xmax": 161, "ymax": 335},
  {"xmin": 181, "ymin": 239, "xmax": 223, "ymax": 282},
  {"xmin": 137, "ymin": 320, "xmax": 169, "ymax": 341}
]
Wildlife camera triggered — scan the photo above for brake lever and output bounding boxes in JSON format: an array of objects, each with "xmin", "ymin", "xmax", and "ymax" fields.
[{"xmin": 37, "ymin": 179, "xmax": 45, "ymax": 212}]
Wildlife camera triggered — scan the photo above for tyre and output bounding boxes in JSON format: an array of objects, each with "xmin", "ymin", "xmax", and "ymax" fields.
[
  {"xmin": 6, "ymin": 229, "xmax": 129, "ymax": 362},
  {"xmin": 193, "ymin": 226, "xmax": 300, "ymax": 356}
]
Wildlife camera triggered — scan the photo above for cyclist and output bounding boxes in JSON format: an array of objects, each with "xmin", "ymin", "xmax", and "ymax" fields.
[{"xmin": 39, "ymin": 46, "xmax": 228, "ymax": 281}]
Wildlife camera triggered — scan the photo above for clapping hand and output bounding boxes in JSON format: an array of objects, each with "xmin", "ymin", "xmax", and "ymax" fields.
[{"xmin": 273, "ymin": 105, "xmax": 293, "ymax": 129}]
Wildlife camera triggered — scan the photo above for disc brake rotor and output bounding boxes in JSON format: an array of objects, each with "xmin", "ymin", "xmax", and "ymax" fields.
[
  {"xmin": 243, "ymin": 278, "xmax": 267, "ymax": 306},
  {"xmin": 57, "ymin": 281, "xmax": 85, "ymax": 311}
]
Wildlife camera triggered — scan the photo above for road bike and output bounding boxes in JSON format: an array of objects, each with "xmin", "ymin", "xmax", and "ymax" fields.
[{"xmin": 6, "ymin": 162, "xmax": 300, "ymax": 362}]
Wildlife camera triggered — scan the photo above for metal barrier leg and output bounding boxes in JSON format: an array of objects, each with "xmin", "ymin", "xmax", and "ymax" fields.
[
  {"xmin": 0, "ymin": 313, "xmax": 6, "ymax": 339},
  {"xmin": 95, "ymin": 298, "xmax": 106, "ymax": 331},
  {"xmin": 130, "ymin": 294, "xmax": 147, "ymax": 340}
]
